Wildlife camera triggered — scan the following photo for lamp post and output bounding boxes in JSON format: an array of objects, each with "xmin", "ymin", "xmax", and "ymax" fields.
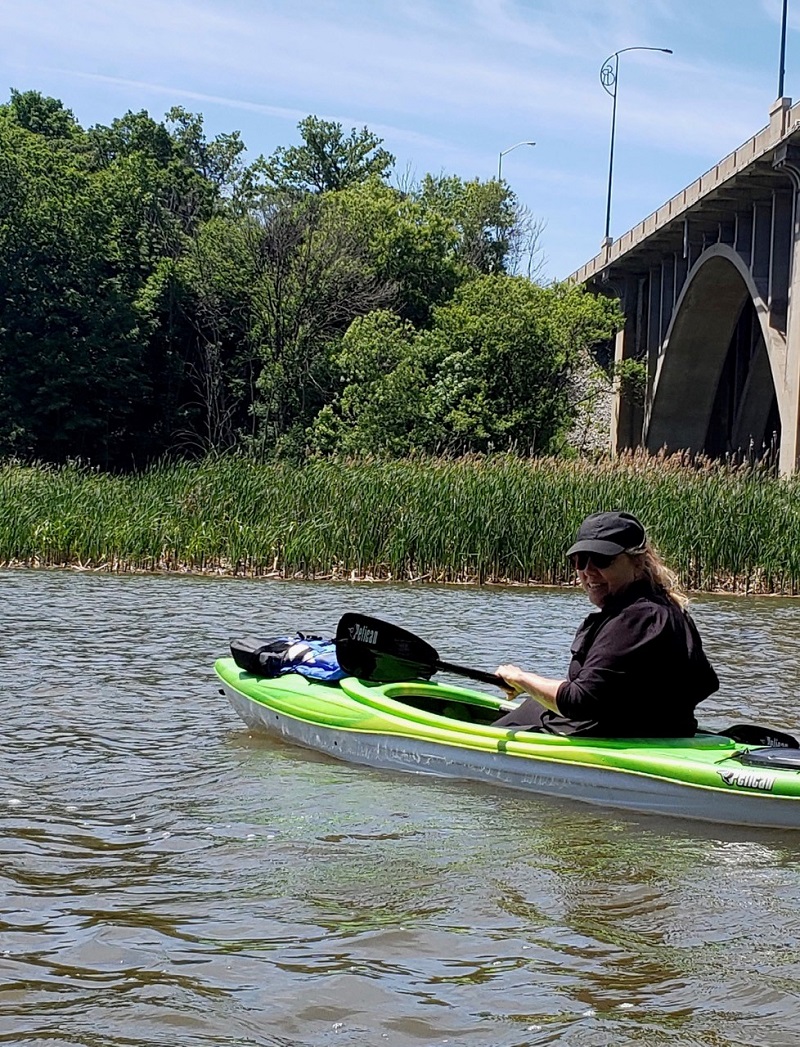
[
  {"xmin": 778, "ymin": 0, "xmax": 789, "ymax": 98},
  {"xmin": 498, "ymin": 140, "xmax": 536, "ymax": 181},
  {"xmin": 600, "ymin": 46, "xmax": 672, "ymax": 249}
]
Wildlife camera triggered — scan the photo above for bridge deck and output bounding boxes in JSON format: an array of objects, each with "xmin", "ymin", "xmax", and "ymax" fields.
[{"xmin": 570, "ymin": 98, "xmax": 800, "ymax": 284}]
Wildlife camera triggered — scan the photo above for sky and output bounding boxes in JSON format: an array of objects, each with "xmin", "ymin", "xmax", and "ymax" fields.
[{"xmin": 1, "ymin": 0, "xmax": 797, "ymax": 279}]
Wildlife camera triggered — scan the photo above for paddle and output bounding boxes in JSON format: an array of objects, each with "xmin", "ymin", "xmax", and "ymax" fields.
[
  {"xmin": 712, "ymin": 723, "xmax": 799, "ymax": 748},
  {"xmin": 335, "ymin": 612, "xmax": 504, "ymax": 688}
]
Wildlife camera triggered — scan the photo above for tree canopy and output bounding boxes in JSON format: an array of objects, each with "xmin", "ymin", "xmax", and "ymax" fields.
[
  {"xmin": 256, "ymin": 115, "xmax": 395, "ymax": 194},
  {"xmin": 0, "ymin": 92, "xmax": 620, "ymax": 468},
  {"xmin": 311, "ymin": 278, "xmax": 621, "ymax": 457}
]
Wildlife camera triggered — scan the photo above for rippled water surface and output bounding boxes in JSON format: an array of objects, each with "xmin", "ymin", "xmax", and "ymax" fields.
[{"xmin": 3, "ymin": 570, "xmax": 800, "ymax": 1046}]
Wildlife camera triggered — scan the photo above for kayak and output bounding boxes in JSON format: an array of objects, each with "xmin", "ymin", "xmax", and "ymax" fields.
[{"xmin": 214, "ymin": 656, "xmax": 800, "ymax": 829}]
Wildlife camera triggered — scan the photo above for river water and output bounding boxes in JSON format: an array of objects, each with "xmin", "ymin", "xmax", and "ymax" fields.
[{"xmin": 3, "ymin": 569, "xmax": 800, "ymax": 1046}]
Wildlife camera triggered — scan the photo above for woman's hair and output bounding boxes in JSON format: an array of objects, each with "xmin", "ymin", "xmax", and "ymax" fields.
[{"xmin": 632, "ymin": 543, "xmax": 689, "ymax": 610}]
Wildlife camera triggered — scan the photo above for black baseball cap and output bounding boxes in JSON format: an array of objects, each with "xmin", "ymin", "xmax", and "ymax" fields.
[{"xmin": 566, "ymin": 511, "xmax": 647, "ymax": 558}]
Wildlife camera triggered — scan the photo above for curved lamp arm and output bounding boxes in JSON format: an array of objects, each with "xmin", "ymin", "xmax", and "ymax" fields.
[{"xmin": 498, "ymin": 140, "xmax": 536, "ymax": 181}]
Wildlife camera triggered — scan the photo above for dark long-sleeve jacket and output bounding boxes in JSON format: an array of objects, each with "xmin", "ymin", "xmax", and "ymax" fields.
[{"xmin": 552, "ymin": 580, "xmax": 719, "ymax": 737}]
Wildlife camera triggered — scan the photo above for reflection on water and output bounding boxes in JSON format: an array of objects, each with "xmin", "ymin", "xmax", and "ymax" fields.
[{"xmin": 3, "ymin": 570, "xmax": 800, "ymax": 1046}]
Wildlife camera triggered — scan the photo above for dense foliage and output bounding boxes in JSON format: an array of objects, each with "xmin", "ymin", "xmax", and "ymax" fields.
[
  {"xmin": 1, "ymin": 454, "xmax": 796, "ymax": 594},
  {"xmin": 0, "ymin": 90, "xmax": 621, "ymax": 468}
]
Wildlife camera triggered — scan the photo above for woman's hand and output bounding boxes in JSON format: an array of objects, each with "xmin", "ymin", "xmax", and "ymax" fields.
[
  {"xmin": 495, "ymin": 663, "xmax": 566, "ymax": 713},
  {"xmin": 495, "ymin": 663, "xmax": 528, "ymax": 698}
]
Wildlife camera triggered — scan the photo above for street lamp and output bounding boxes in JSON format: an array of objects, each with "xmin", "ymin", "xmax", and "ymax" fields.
[
  {"xmin": 498, "ymin": 140, "xmax": 536, "ymax": 181},
  {"xmin": 600, "ymin": 46, "xmax": 672, "ymax": 249},
  {"xmin": 778, "ymin": 0, "xmax": 789, "ymax": 98}
]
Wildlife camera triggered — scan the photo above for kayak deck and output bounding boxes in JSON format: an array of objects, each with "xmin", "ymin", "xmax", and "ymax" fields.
[{"xmin": 214, "ymin": 657, "xmax": 800, "ymax": 828}]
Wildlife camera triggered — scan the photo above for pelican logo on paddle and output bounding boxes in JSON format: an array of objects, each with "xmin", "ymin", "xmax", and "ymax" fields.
[
  {"xmin": 350, "ymin": 623, "xmax": 379, "ymax": 645},
  {"xmin": 719, "ymin": 769, "xmax": 777, "ymax": 792}
]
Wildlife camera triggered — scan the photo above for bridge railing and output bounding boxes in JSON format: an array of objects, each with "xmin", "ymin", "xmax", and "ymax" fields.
[{"xmin": 570, "ymin": 99, "xmax": 800, "ymax": 285}]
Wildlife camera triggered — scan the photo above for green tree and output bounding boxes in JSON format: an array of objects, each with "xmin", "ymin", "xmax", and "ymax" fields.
[
  {"xmin": 257, "ymin": 115, "xmax": 395, "ymax": 194},
  {"xmin": 163, "ymin": 216, "xmax": 259, "ymax": 454},
  {"xmin": 328, "ymin": 175, "xmax": 541, "ymax": 327},
  {"xmin": 243, "ymin": 193, "xmax": 396, "ymax": 455},
  {"xmin": 314, "ymin": 277, "xmax": 622, "ymax": 458},
  {"xmin": 6, "ymin": 88, "xmax": 80, "ymax": 139},
  {"xmin": 328, "ymin": 178, "xmax": 460, "ymax": 326},
  {"xmin": 0, "ymin": 109, "xmax": 149, "ymax": 464},
  {"xmin": 165, "ymin": 106, "xmax": 248, "ymax": 199},
  {"xmin": 87, "ymin": 109, "xmax": 226, "ymax": 234},
  {"xmin": 0, "ymin": 97, "xmax": 245, "ymax": 466},
  {"xmin": 87, "ymin": 109, "xmax": 175, "ymax": 167},
  {"xmin": 310, "ymin": 311, "xmax": 428, "ymax": 456},
  {"xmin": 1, "ymin": 93, "xmax": 574, "ymax": 468},
  {"xmin": 416, "ymin": 174, "xmax": 516, "ymax": 275},
  {"xmin": 421, "ymin": 276, "xmax": 621, "ymax": 454}
]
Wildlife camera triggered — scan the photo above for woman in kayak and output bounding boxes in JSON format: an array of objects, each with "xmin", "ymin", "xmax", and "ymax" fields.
[{"xmin": 493, "ymin": 511, "xmax": 719, "ymax": 737}]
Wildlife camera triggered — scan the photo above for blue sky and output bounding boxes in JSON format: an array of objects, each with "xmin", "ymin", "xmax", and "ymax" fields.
[{"xmin": 1, "ymin": 0, "xmax": 796, "ymax": 279}]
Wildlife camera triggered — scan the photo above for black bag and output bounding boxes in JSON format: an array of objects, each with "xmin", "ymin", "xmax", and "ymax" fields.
[{"xmin": 229, "ymin": 633, "xmax": 324, "ymax": 677}]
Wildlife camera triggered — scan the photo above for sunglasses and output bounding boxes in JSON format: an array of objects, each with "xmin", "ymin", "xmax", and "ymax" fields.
[{"xmin": 570, "ymin": 551, "xmax": 619, "ymax": 571}]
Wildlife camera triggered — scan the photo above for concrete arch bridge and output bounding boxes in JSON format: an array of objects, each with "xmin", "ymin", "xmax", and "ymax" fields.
[{"xmin": 572, "ymin": 98, "xmax": 800, "ymax": 473}]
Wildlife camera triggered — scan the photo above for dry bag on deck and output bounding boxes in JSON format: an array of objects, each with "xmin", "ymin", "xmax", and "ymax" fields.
[{"xmin": 229, "ymin": 634, "xmax": 346, "ymax": 681}]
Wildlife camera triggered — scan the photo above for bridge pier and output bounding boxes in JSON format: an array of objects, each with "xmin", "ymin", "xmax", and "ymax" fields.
[
  {"xmin": 609, "ymin": 277, "xmax": 642, "ymax": 453},
  {"xmin": 776, "ymin": 178, "xmax": 800, "ymax": 473}
]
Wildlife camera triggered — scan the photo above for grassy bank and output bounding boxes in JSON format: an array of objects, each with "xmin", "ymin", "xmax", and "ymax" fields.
[{"xmin": 0, "ymin": 454, "xmax": 798, "ymax": 593}]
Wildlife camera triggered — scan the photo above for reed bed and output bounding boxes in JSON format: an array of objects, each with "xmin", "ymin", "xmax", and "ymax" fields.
[{"xmin": 1, "ymin": 453, "xmax": 800, "ymax": 593}]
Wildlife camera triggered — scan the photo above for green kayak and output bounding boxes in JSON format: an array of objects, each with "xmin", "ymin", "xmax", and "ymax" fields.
[{"xmin": 215, "ymin": 656, "xmax": 800, "ymax": 830}]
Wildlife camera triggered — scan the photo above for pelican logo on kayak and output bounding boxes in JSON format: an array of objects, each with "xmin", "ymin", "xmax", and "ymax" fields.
[
  {"xmin": 719, "ymin": 769, "xmax": 776, "ymax": 792},
  {"xmin": 350, "ymin": 624, "xmax": 379, "ymax": 645}
]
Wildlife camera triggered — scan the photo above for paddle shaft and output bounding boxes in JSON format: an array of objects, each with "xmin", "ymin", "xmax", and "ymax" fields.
[
  {"xmin": 435, "ymin": 659, "xmax": 521, "ymax": 712},
  {"xmin": 437, "ymin": 658, "xmax": 503, "ymax": 687}
]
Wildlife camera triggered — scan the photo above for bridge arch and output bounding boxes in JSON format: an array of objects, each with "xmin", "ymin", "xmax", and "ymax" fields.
[
  {"xmin": 571, "ymin": 100, "xmax": 800, "ymax": 472},
  {"xmin": 645, "ymin": 245, "xmax": 781, "ymax": 457}
]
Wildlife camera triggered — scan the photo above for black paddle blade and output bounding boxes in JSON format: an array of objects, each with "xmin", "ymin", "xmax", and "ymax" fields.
[
  {"xmin": 335, "ymin": 613, "xmax": 503, "ymax": 687},
  {"xmin": 335, "ymin": 613, "xmax": 437, "ymax": 683},
  {"xmin": 718, "ymin": 723, "xmax": 800, "ymax": 748}
]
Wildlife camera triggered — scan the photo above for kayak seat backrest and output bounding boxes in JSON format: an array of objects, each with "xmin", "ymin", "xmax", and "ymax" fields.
[{"xmin": 735, "ymin": 747, "xmax": 800, "ymax": 770}]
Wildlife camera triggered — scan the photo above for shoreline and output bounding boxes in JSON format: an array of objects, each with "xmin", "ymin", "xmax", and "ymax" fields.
[{"xmin": 2, "ymin": 558, "xmax": 795, "ymax": 598}]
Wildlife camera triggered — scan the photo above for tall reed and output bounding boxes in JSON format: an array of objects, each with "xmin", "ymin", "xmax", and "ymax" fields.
[{"xmin": 1, "ymin": 453, "xmax": 798, "ymax": 593}]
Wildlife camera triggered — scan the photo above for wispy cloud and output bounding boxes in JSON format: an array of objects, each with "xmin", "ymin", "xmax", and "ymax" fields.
[
  {"xmin": 0, "ymin": 0, "xmax": 791, "ymax": 276},
  {"xmin": 55, "ymin": 69, "xmax": 455, "ymax": 153}
]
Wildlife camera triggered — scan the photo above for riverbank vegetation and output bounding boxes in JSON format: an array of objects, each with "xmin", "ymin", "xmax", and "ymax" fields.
[
  {"xmin": 1, "ymin": 454, "xmax": 798, "ymax": 595},
  {"xmin": 3, "ymin": 89, "xmax": 791, "ymax": 596}
]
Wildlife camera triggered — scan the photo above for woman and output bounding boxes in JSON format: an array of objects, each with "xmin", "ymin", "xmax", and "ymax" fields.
[{"xmin": 493, "ymin": 511, "xmax": 718, "ymax": 737}]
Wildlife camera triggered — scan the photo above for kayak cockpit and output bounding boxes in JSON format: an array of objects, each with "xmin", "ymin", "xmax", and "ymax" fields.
[{"xmin": 335, "ymin": 676, "xmax": 743, "ymax": 750}]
